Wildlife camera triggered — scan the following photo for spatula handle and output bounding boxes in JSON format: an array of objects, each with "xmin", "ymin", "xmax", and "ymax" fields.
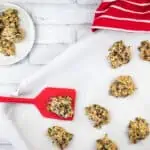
[{"xmin": 0, "ymin": 96, "xmax": 34, "ymax": 104}]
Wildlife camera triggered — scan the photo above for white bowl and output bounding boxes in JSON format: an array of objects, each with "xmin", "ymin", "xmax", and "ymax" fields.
[{"xmin": 0, "ymin": 3, "xmax": 35, "ymax": 65}]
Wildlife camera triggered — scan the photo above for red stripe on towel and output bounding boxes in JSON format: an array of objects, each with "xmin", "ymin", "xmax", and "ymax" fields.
[{"xmin": 92, "ymin": 0, "xmax": 150, "ymax": 32}]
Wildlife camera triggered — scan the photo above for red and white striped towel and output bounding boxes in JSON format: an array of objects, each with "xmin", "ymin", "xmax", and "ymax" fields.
[{"xmin": 92, "ymin": 0, "xmax": 150, "ymax": 32}]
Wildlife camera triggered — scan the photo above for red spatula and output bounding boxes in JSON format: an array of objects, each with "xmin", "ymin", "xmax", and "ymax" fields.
[{"xmin": 0, "ymin": 87, "xmax": 76, "ymax": 120}]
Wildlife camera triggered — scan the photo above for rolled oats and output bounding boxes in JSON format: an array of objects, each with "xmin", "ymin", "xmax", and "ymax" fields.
[
  {"xmin": 96, "ymin": 134, "xmax": 118, "ymax": 150},
  {"xmin": 47, "ymin": 96, "xmax": 74, "ymax": 118},
  {"xmin": 48, "ymin": 126, "xmax": 73, "ymax": 150},
  {"xmin": 108, "ymin": 40, "xmax": 131, "ymax": 68},
  {"xmin": 138, "ymin": 40, "xmax": 150, "ymax": 61},
  {"xmin": 85, "ymin": 104, "xmax": 110, "ymax": 128},
  {"xmin": 109, "ymin": 76, "xmax": 136, "ymax": 97},
  {"xmin": 128, "ymin": 117, "xmax": 150, "ymax": 143}
]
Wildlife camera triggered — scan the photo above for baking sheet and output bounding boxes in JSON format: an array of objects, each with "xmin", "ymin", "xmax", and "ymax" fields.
[{"xmin": 6, "ymin": 30, "xmax": 150, "ymax": 150}]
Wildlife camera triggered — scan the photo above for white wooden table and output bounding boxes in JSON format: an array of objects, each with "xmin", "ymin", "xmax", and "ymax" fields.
[{"xmin": 0, "ymin": 0, "xmax": 99, "ymax": 149}]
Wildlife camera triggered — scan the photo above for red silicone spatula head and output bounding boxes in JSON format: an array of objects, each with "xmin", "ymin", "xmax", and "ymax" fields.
[
  {"xmin": 0, "ymin": 87, "xmax": 76, "ymax": 120},
  {"xmin": 34, "ymin": 87, "xmax": 76, "ymax": 120}
]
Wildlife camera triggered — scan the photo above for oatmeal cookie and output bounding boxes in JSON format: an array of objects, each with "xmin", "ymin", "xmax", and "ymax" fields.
[
  {"xmin": 85, "ymin": 104, "xmax": 110, "ymax": 128},
  {"xmin": 108, "ymin": 40, "xmax": 131, "ymax": 68},
  {"xmin": 96, "ymin": 134, "xmax": 118, "ymax": 150},
  {"xmin": 47, "ymin": 96, "xmax": 74, "ymax": 118},
  {"xmin": 1, "ymin": 8, "xmax": 19, "ymax": 27},
  {"xmin": 128, "ymin": 117, "xmax": 150, "ymax": 143},
  {"xmin": 109, "ymin": 76, "xmax": 136, "ymax": 97},
  {"xmin": 0, "ymin": 38, "xmax": 15, "ymax": 56},
  {"xmin": 0, "ymin": 8, "xmax": 25, "ymax": 56},
  {"xmin": 48, "ymin": 126, "xmax": 73, "ymax": 150},
  {"xmin": 138, "ymin": 40, "xmax": 150, "ymax": 61},
  {"xmin": 1, "ymin": 26, "xmax": 25, "ymax": 43}
]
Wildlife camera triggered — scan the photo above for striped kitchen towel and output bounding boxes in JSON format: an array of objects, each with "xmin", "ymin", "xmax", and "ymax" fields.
[{"xmin": 92, "ymin": 0, "xmax": 150, "ymax": 32}]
